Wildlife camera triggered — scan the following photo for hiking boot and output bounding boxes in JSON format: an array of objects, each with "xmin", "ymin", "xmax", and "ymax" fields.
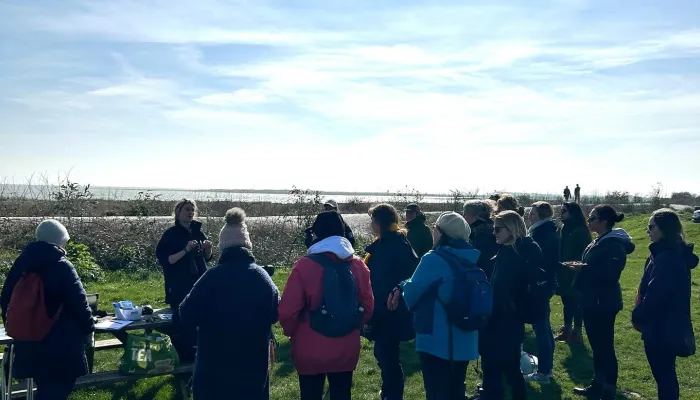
[
  {"xmin": 555, "ymin": 326, "xmax": 572, "ymax": 342},
  {"xmin": 524, "ymin": 372, "xmax": 551, "ymax": 384},
  {"xmin": 569, "ymin": 329, "xmax": 584, "ymax": 344}
]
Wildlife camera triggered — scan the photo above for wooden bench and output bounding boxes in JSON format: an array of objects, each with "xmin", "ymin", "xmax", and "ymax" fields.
[
  {"xmin": 9, "ymin": 364, "xmax": 193, "ymax": 399},
  {"xmin": 0, "ymin": 339, "xmax": 123, "ymax": 361}
]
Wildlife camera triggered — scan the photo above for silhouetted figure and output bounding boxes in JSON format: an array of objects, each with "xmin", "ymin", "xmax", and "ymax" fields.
[
  {"xmin": 575, "ymin": 185, "xmax": 581, "ymax": 203},
  {"xmin": 564, "ymin": 186, "xmax": 572, "ymax": 202}
]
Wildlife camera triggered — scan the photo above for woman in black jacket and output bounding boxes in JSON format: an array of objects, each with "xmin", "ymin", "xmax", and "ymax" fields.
[
  {"xmin": 156, "ymin": 199, "xmax": 213, "ymax": 362},
  {"xmin": 555, "ymin": 202, "xmax": 591, "ymax": 343},
  {"xmin": 1, "ymin": 220, "xmax": 95, "ymax": 400},
  {"xmin": 463, "ymin": 200, "xmax": 499, "ymax": 280},
  {"xmin": 524, "ymin": 202, "xmax": 559, "ymax": 384},
  {"xmin": 363, "ymin": 204, "xmax": 419, "ymax": 400},
  {"xmin": 480, "ymin": 210, "xmax": 538, "ymax": 400},
  {"xmin": 567, "ymin": 205, "xmax": 635, "ymax": 400},
  {"xmin": 632, "ymin": 209, "xmax": 698, "ymax": 400}
]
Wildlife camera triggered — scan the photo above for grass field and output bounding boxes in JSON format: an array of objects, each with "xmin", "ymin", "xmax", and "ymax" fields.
[{"xmin": 14, "ymin": 214, "xmax": 700, "ymax": 399}]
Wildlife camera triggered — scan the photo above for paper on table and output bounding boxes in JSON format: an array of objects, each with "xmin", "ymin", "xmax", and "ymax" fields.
[{"xmin": 95, "ymin": 319, "xmax": 134, "ymax": 330}]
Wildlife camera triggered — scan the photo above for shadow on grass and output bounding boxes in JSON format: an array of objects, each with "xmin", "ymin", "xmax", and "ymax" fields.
[
  {"xmin": 273, "ymin": 340, "xmax": 295, "ymax": 378},
  {"xmin": 400, "ymin": 341, "xmax": 422, "ymax": 379},
  {"xmin": 107, "ymin": 378, "xmax": 169, "ymax": 400},
  {"xmin": 563, "ymin": 341, "xmax": 594, "ymax": 386}
]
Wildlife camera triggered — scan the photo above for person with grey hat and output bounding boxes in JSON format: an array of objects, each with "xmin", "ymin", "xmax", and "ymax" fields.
[
  {"xmin": 305, "ymin": 199, "xmax": 355, "ymax": 248},
  {"xmin": 1, "ymin": 219, "xmax": 95, "ymax": 400},
  {"xmin": 404, "ymin": 203, "xmax": 433, "ymax": 258},
  {"xmin": 391, "ymin": 212, "xmax": 481, "ymax": 400},
  {"xmin": 180, "ymin": 208, "xmax": 279, "ymax": 400}
]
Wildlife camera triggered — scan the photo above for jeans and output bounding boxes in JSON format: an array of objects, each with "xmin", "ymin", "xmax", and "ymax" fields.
[
  {"xmin": 481, "ymin": 344, "xmax": 527, "ymax": 400},
  {"xmin": 583, "ymin": 309, "xmax": 618, "ymax": 386},
  {"xmin": 645, "ymin": 341, "xmax": 679, "ymax": 400},
  {"xmin": 299, "ymin": 372, "xmax": 353, "ymax": 400},
  {"xmin": 34, "ymin": 377, "xmax": 76, "ymax": 400},
  {"xmin": 532, "ymin": 305, "xmax": 555, "ymax": 375},
  {"xmin": 561, "ymin": 294, "xmax": 582, "ymax": 330},
  {"xmin": 419, "ymin": 352, "xmax": 468, "ymax": 400},
  {"xmin": 374, "ymin": 340, "xmax": 404, "ymax": 400}
]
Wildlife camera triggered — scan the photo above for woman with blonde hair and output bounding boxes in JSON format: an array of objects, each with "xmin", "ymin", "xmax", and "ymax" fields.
[
  {"xmin": 479, "ymin": 210, "xmax": 543, "ymax": 400},
  {"xmin": 156, "ymin": 199, "xmax": 213, "ymax": 362},
  {"xmin": 363, "ymin": 203, "xmax": 419, "ymax": 400}
]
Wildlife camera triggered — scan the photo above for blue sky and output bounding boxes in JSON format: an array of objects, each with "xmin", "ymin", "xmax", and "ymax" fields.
[{"xmin": 1, "ymin": 0, "xmax": 699, "ymax": 195}]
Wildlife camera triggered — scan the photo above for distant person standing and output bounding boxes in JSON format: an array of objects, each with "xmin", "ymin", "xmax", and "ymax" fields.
[
  {"xmin": 306, "ymin": 200, "xmax": 356, "ymax": 248},
  {"xmin": 564, "ymin": 186, "xmax": 572, "ymax": 202},
  {"xmin": 404, "ymin": 203, "xmax": 434, "ymax": 258},
  {"xmin": 574, "ymin": 185, "xmax": 581, "ymax": 203},
  {"xmin": 156, "ymin": 199, "xmax": 213, "ymax": 362},
  {"xmin": 633, "ymin": 209, "xmax": 698, "ymax": 400}
]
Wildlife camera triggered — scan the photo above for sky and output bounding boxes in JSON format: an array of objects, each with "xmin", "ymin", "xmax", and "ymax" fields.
[{"xmin": 1, "ymin": 0, "xmax": 699, "ymax": 196}]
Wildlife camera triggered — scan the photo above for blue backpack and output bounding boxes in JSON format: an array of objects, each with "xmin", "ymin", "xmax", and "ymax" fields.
[
  {"xmin": 307, "ymin": 254, "xmax": 365, "ymax": 338},
  {"xmin": 434, "ymin": 249, "xmax": 493, "ymax": 332}
]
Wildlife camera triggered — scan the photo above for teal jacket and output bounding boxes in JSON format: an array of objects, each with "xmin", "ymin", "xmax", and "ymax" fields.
[{"xmin": 402, "ymin": 242, "xmax": 481, "ymax": 362}]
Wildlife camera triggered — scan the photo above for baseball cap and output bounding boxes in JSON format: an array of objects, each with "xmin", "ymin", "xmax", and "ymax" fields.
[{"xmin": 323, "ymin": 199, "xmax": 338, "ymax": 209}]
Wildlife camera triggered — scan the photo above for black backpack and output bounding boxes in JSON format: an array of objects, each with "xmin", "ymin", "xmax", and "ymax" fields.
[
  {"xmin": 307, "ymin": 254, "xmax": 365, "ymax": 338},
  {"xmin": 515, "ymin": 250, "xmax": 551, "ymax": 324}
]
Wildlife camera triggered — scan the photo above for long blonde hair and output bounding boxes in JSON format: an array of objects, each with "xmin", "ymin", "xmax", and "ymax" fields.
[{"xmin": 494, "ymin": 210, "xmax": 527, "ymax": 245}]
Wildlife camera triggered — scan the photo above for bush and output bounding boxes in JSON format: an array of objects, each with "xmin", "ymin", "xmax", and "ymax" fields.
[{"xmin": 66, "ymin": 242, "xmax": 104, "ymax": 282}]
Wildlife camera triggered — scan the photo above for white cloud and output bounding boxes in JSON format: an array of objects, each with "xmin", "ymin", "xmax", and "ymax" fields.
[{"xmin": 1, "ymin": 0, "xmax": 700, "ymax": 194}]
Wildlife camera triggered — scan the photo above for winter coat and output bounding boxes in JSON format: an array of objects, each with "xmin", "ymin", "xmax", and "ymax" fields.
[
  {"xmin": 469, "ymin": 219, "xmax": 499, "ymax": 280},
  {"xmin": 529, "ymin": 219, "xmax": 560, "ymax": 293},
  {"xmin": 363, "ymin": 231, "xmax": 419, "ymax": 342},
  {"xmin": 479, "ymin": 238, "xmax": 540, "ymax": 357},
  {"xmin": 406, "ymin": 214, "xmax": 434, "ymax": 258},
  {"xmin": 179, "ymin": 246, "xmax": 279, "ymax": 400},
  {"xmin": 402, "ymin": 240, "xmax": 480, "ymax": 362},
  {"xmin": 279, "ymin": 236, "xmax": 374, "ymax": 376},
  {"xmin": 156, "ymin": 221, "xmax": 211, "ymax": 307},
  {"xmin": 0, "ymin": 241, "xmax": 95, "ymax": 381},
  {"xmin": 557, "ymin": 223, "xmax": 592, "ymax": 296},
  {"xmin": 632, "ymin": 241, "xmax": 698, "ymax": 353},
  {"xmin": 575, "ymin": 229, "xmax": 635, "ymax": 312}
]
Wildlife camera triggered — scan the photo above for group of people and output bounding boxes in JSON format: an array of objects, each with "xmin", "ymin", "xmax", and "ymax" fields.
[
  {"xmin": 564, "ymin": 185, "xmax": 582, "ymax": 203},
  {"xmin": 0, "ymin": 195, "xmax": 697, "ymax": 400}
]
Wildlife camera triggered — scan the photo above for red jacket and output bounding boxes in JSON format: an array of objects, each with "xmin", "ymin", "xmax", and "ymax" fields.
[{"xmin": 279, "ymin": 247, "xmax": 374, "ymax": 376}]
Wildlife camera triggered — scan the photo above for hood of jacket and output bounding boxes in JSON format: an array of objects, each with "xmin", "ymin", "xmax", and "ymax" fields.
[
  {"xmin": 436, "ymin": 239, "xmax": 480, "ymax": 264},
  {"xmin": 650, "ymin": 240, "xmax": 699, "ymax": 270},
  {"xmin": 529, "ymin": 219, "xmax": 557, "ymax": 236},
  {"xmin": 598, "ymin": 228, "xmax": 636, "ymax": 254},
  {"xmin": 684, "ymin": 243, "xmax": 699, "ymax": 270},
  {"xmin": 307, "ymin": 236, "xmax": 354, "ymax": 260},
  {"xmin": 15, "ymin": 241, "xmax": 66, "ymax": 274},
  {"xmin": 406, "ymin": 213, "xmax": 427, "ymax": 229}
]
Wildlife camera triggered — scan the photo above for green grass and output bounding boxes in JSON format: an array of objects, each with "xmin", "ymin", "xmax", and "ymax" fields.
[{"xmin": 21, "ymin": 214, "xmax": 700, "ymax": 399}]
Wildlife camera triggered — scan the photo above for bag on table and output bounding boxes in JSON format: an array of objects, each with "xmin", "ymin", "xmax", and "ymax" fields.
[{"xmin": 119, "ymin": 332, "xmax": 180, "ymax": 375}]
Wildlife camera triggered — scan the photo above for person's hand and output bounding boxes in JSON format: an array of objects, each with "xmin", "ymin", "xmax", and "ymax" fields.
[
  {"xmin": 387, "ymin": 289, "xmax": 402, "ymax": 311},
  {"xmin": 202, "ymin": 240, "xmax": 213, "ymax": 251},
  {"xmin": 186, "ymin": 240, "xmax": 199, "ymax": 251}
]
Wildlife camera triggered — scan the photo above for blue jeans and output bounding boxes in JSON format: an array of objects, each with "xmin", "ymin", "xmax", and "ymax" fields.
[{"xmin": 532, "ymin": 304, "xmax": 555, "ymax": 375}]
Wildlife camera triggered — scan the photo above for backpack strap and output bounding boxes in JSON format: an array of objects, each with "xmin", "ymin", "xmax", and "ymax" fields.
[{"xmin": 432, "ymin": 249, "xmax": 468, "ymax": 367}]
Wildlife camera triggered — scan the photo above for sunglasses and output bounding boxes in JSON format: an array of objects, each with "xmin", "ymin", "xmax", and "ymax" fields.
[
  {"xmin": 494, "ymin": 226, "xmax": 509, "ymax": 233},
  {"xmin": 588, "ymin": 216, "xmax": 599, "ymax": 222},
  {"xmin": 648, "ymin": 224, "xmax": 657, "ymax": 231}
]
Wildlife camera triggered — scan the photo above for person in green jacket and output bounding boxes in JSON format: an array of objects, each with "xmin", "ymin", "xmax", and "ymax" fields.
[
  {"xmin": 404, "ymin": 204, "xmax": 434, "ymax": 258},
  {"xmin": 555, "ymin": 202, "xmax": 592, "ymax": 343}
]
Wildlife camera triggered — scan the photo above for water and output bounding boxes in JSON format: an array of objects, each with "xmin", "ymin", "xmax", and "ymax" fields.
[{"xmin": 1, "ymin": 184, "xmax": 455, "ymax": 203}]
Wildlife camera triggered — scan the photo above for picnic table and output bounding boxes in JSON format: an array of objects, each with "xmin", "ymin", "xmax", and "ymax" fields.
[{"xmin": 0, "ymin": 308, "xmax": 193, "ymax": 400}]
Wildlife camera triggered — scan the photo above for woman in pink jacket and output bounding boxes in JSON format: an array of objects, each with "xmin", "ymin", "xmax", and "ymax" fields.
[{"xmin": 279, "ymin": 211, "xmax": 375, "ymax": 400}]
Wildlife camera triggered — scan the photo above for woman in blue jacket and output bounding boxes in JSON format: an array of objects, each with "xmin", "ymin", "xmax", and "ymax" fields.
[
  {"xmin": 632, "ymin": 209, "xmax": 698, "ymax": 400},
  {"xmin": 399, "ymin": 212, "xmax": 480, "ymax": 400}
]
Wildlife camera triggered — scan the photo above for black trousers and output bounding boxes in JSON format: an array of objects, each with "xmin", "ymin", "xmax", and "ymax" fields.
[
  {"xmin": 169, "ymin": 305, "xmax": 197, "ymax": 363},
  {"xmin": 645, "ymin": 341, "xmax": 679, "ymax": 400},
  {"xmin": 34, "ymin": 376, "xmax": 76, "ymax": 400},
  {"xmin": 298, "ymin": 372, "xmax": 353, "ymax": 400},
  {"xmin": 561, "ymin": 294, "xmax": 583, "ymax": 330},
  {"xmin": 374, "ymin": 340, "xmax": 404, "ymax": 400},
  {"xmin": 583, "ymin": 309, "xmax": 618, "ymax": 386},
  {"xmin": 419, "ymin": 352, "xmax": 468, "ymax": 400},
  {"xmin": 481, "ymin": 345, "xmax": 527, "ymax": 400}
]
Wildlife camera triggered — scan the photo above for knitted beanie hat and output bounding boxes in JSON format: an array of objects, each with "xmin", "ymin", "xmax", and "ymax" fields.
[
  {"xmin": 219, "ymin": 208, "xmax": 253, "ymax": 250},
  {"xmin": 435, "ymin": 212, "xmax": 471, "ymax": 241},
  {"xmin": 311, "ymin": 211, "xmax": 345, "ymax": 241},
  {"xmin": 35, "ymin": 219, "xmax": 70, "ymax": 247}
]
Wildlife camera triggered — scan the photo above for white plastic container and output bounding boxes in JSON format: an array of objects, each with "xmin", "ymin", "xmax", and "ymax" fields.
[{"xmin": 115, "ymin": 306, "xmax": 143, "ymax": 321}]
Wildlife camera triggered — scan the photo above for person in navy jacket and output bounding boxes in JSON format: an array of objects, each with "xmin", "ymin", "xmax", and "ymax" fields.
[
  {"xmin": 633, "ymin": 209, "xmax": 698, "ymax": 400},
  {"xmin": 1, "ymin": 220, "xmax": 95, "ymax": 400}
]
